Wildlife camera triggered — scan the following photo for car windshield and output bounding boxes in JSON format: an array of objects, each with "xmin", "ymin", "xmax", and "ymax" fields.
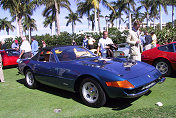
[
  {"xmin": 55, "ymin": 46, "xmax": 96, "ymax": 61},
  {"xmin": 6, "ymin": 50, "xmax": 20, "ymax": 56}
]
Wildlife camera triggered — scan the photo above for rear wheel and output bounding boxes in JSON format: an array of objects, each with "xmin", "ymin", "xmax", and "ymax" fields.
[
  {"xmin": 154, "ymin": 59, "xmax": 172, "ymax": 76},
  {"xmin": 79, "ymin": 78, "xmax": 106, "ymax": 108},
  {"xmin": 25, "ymin": 69, "xmax": 38, "ymax": 89}
]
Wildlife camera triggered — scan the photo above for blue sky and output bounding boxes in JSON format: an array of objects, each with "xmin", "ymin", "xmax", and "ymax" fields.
[{"xmin": 0, "ymin": 0, "xmax": 174, "ymax": 37}]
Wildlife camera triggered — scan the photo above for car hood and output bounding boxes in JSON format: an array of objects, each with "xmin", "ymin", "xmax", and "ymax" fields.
[{"xmin": 75, "ymin": 57, "xmax": 157, "ymax": 79}]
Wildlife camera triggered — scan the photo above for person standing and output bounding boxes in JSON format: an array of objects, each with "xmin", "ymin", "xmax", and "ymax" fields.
[
  {"xmin": 144, "ymin": 31, "xmax": 152, "ymax": 50},
  {"xmin": 31, "ymin": 37, "xmax": 39, "ymax": 56},
  {"xmin": 11, "ymin": 40, "xmax": 19, "ymax": 51},
  {"xmin": 97, "ymin": 31, "xmax": 114, "ymax": 58},
  {"xmin": 72, "ymin": 40, "xmax": 77, "ymax": 45},
  {"xmin": 82, "ymin": 35, "xmax": 88, "ymax": 48},
  {"xmin": 0, "ymin": 54, "xmax": 5, "ymax": 82},
  {"xmin": 88, "ymin": 36, "xmax": 96, "ymax": 50},
  {"xmin": 151, "ymin": 32, "xmax": 157, "ymax": 48},
  {"xmin": 41, "ymin": 40, "xmax": 46, "ymax": 48},
  {"xmin": 126, "ymin": 20, "xmax": 142, "ymax": 61},
  {"xmin": 19, "ymin": 37, "xmax": 32, "ymax": 59},
  {"xmin": 1, "ymin": 40, "xmax": 6, "ymax": 50}
]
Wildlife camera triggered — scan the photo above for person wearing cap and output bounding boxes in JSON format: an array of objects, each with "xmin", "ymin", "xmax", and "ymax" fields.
[
  {"xmin": 126, "ymin": 20, "xmax": 143, "ymax": 61},
  {"xmin": 31, "ymin": 36, "xmax": 39, "ymax": 56},
  {"xmin": 11, "ymin": 40, "xmax": 19, "ymax": 51},
  {"xmin": 19, "ymin": 37, "xmax": 32, "ymax": 59}
]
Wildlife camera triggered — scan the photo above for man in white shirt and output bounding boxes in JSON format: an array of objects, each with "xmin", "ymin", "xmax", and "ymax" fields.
[
  {"xmin": 19, "ymin": 37, "xmax": 32, "ymax": 59},
  {"xmin": 97, "ymin": 31, "xmax": 114, "ymax": 58}
]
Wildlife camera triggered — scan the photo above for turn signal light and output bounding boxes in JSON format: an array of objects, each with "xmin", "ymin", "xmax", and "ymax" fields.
[{"xmin": 106, "ymin": 80, "xmax": 135, "ymax": 88}]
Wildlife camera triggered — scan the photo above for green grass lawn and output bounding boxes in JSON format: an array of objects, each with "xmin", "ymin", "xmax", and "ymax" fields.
[{"xmin": 0, "ymin": 68, "xmax": 176, "ymax": 118}]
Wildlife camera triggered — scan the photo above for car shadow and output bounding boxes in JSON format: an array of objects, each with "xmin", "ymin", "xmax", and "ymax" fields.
[
  {"xmin": 3, "ymin": 65, "xmax": 18, "ymax": 69},
  {"xmin": 105, "ymin": 97, "xmax": 139, "ymax": 110},
  {"xmin": 16, "ymin": 78, "xmax": 151, "ymax": 109},
  {"xmin": 170, "ymin": 72, "xmax": 176, "ymax": 78},
  {"xmin": 105, "ymin": 90, "xmax": 151, "ymax": 110},
  {"xmin": 16, "ymin": 78, "xmax": 83, "ymax": 104}
]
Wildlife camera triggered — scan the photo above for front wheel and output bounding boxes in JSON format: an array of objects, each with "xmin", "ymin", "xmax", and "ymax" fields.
[
  {"xmin": 79, "ymin": 78, "xmax": 106, "ymax": 108},
  {"xmin": 25, "ymin": 69, "xmax": 38, "ymax": 89},
  {"xmin": 154, "ymin": 59, "xmax": 172, "ymax": 76}
]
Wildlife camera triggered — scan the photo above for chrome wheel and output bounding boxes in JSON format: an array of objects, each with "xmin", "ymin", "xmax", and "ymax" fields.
[
  {"xmin": 25, "ymin": 69, "xmax": 38, "ymax": 89},
  {"xmin": 82, "ymin": 82, "xmax": 99, "ymax": 103},
  {"xmin": 154, "ymin": 59, "xmax": 172, "ymax": 76},
  {"xmin": 156, "ymin": 61, "xmax": 168, "ymax": 75},
  {"xmin": 26, "ymin": 71, "xmax": 34, "ymax": 86},
  {"xmin": 80, "ymin": 78, "xmax": 106, "ymax": 107}
]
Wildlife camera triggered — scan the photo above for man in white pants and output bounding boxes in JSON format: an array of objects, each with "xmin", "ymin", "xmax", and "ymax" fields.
[{"xmin": 126, "ymin": 21, "xmax": 143, "ymax": 61}]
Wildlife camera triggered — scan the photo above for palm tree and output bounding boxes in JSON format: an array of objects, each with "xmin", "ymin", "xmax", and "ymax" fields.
[
  {"xmin": 131, "ymin": 7, "xmax": 145, "ymax": 23},
  {"xmin": 149, "ymin": 4, "xmax": 159, "ymax": 29},
  {"xmin": 43, "ymin": 16, "xmax": 55, "ymax": 35},
  {"xmin": 167, "ymin": 0, "xmax": 176, "ymax": 28},
  {"xmin": 77, "ymin": 0, "xmax": 114, "ymax": 32},
  {"xmin": 91, "ymin": 0, "xmax": 114, "ymax": 32},
  {"xmin": 0, "ymin": 0, "xmax": 34, "ymax": 38},
  {"xmin": 89, "ymin": 13, "xmax": 95, "ymax": 31},
  {"xmin": 42, "ymin": 0, "xmax": 71, "ymax": 35},
  {"xmin": 77, "ymin": 1, "xmax": 93, "ymax": 31},
  {"xmin": 110, "ymin": 0, "xmax": 128, "ymax": 29},
  {"xmin": 110, "ymin": 0, "xmax": 135, "ymax": 30},
  {"xmin": 151, "ymin": 0, "xmax": 168, "ymax": 30},
  {"xmin": 65, "ymin": 12, "xmax": 82, "ymax": 34},
  {"xmin": 139, "ymin": 0, "xmax": 153, "ymax": 27},
  {"xmin": 22, "ymin": 16, "xmax": 37, "ymax": 42},
  {"xmin": 0, "ymin": 17, "xmax": 15, "ymax": 35}
]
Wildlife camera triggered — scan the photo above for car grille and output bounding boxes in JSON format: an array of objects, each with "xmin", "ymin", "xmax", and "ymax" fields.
[{"xmin": 124, "ymin": 79, "xmax": 159, "ymax": 95}]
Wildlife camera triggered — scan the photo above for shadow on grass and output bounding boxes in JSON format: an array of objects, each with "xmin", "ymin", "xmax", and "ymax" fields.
[
  {"xmin": 170, "ymin": 72, "xmax": 176, "ymax": 78},
  {"xmin": 16, "ymin": 78, "xmax": 151, "ymax": 109},
  {"xmin": 3, "ymin": 65, "xmax": 18, "ymax": 70},
  {"xmin": 17, "ymin": 78, "xmax": 83, "ymax": 104}
]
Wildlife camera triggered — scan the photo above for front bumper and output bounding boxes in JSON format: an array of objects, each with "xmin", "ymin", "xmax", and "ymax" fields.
[{"xmin": 105, "ymin": 77, "xmax": 166, "ymax": 98}]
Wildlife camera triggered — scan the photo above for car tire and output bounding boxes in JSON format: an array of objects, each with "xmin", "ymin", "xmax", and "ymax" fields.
[
  {"xmin": 154, "ymin": 59, "xmax": 172, "ymax": 76},
  {"xmin": 25, "ymin": 69, "xmax": 38, "ymax": 89},
  {"xmin": 79, "ymin": 78, "xmax": 106, "ymax": 108}
]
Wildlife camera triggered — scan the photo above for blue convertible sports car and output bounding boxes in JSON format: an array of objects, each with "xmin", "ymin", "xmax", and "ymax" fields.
[{"xmin": 18, "ymin": 46, "xmax": 165, "ymax": 107}]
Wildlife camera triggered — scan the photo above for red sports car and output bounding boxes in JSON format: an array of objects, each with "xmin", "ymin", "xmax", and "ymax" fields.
[
  {"xmin": 142, "ymin": 42, "xmax": 176, "ymax": 76},
  {"xmin": 0, "ymin": 49, "xmax": 20, "ymax": 67}
]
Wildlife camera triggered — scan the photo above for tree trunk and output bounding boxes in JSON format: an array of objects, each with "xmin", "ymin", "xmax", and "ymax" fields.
[
  {"xmin": 97, "ymin": 10, "xmax": 101, "ymax": 33},
  {"xmin": 54, "ymin": 0, "xmax": 60, "ymax": 35},
  {"xmin": 72, "ymin": 21, "xmax": 74, "ymax": 34},
  {"xmin": 16, "ymin": 16, "xmax": 20, "ymax": 37},
  {"xmin": 159, "ymin": 4, "xmax": 162, "ymax": 30},
  {"xmin": 94, "ymin": 8, "xmax": 98, "ymax": 32},
  {"xmin": 153, "ymin": 18, "xmax": 155, "ymax": 29},
  {"xmin": 88, "ymin": 11, "xmax": 91, "ymax": 31},
  {"xmin": 128, "ymin": 3, "xmax": 132, "ymax": 30},
  {"xmin": 29, "ymin": 27, "xmax": 31, "ymax": 42},
  {"xmin": 119, "ymin": 14, "xmax": 121, "ymax": 30},
  {"xmin": 172, "ymin": 5, "xmax": 174, "ymax": 28},
  {"xmin": 147, "ymin": 11, "xmax": 150, "ymax": 27},
  {"xmin": 92, "ymin": 20, "xmax": 94, "ymax": 31},
  {"xmin": 18, "ymin": 17, "xmax": 24, "ymax": 39},
  {"xmin": 116, "ymin": 18, "xmax": 118, "ymax": 28}
]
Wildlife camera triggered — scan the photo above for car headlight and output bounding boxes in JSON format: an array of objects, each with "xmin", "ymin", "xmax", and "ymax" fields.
[{"xmin": 106, "ymin": 80, "xmax": 134, "ymax": 88}]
